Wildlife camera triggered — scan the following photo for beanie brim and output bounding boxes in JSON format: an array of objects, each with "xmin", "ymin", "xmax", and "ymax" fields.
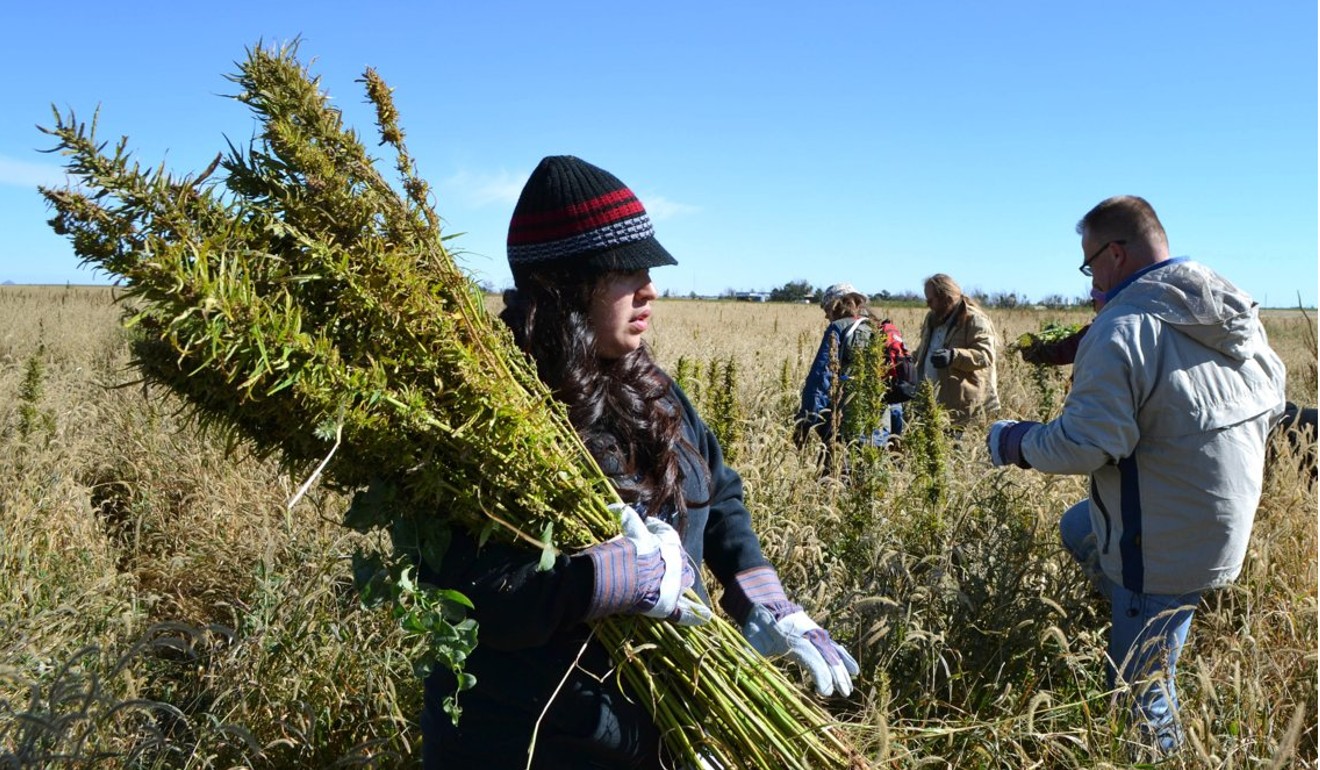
[
  {"xmin": 510, "ymin": 238, "xmax": 676, "ymax": 284},
  {"xmin": 577, "ymin": 237, "xmax": 678, "ymax": 273}
]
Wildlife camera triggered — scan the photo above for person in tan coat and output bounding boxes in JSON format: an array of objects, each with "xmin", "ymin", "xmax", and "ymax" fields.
[{"xmin": 912, "ymin": 273, "xmax": 1000, "ymax": 425}]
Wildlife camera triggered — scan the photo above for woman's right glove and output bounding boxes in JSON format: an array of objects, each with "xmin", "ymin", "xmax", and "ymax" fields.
[{"xmin": 583, "ymin": 504, "xmax": 711, "ymax": 626}]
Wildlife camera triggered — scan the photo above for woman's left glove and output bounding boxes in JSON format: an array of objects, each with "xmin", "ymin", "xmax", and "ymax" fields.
[
  {"xmin": 582, "ymin": 504, "xmax": 712, "ymax": 626},
  {"xmin": 720, "ymin": 566, "xmax": 859, "ymax": 697}
]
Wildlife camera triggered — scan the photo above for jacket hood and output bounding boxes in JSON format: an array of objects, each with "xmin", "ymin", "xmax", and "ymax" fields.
[{"xmin": 1105, "ymin": 259, "xmax": 1262, "ymax": 360}]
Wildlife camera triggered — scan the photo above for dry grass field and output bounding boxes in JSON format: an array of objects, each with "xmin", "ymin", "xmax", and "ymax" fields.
[{"xmin": 1, "ymin": 284, "xmax": 1314, "ymax": 768}]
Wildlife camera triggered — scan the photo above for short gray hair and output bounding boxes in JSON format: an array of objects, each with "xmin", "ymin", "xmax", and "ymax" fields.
[{"xmin": 1077, "ymin": 195, "xmax": 1168, "ymax": 253}]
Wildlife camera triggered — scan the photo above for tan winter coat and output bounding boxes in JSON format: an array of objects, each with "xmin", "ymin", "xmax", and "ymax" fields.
[{"xmin": 913, "ymin": 299, "xmax": 1000, "ymax": 424}]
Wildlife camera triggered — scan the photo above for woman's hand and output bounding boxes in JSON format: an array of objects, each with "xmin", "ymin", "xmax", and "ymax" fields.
[{"xmin": 582, "ymin": 504, "xmax": 711, "ymax": 626}]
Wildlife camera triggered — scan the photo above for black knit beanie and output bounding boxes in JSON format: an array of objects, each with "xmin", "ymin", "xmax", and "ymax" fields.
[{"xmin": 506, "ymin": 156, "xmax": 677, "ymax": 283}]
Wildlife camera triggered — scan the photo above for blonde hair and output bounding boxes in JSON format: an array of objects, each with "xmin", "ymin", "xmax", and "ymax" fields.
[
  {"xmin": 924, "ymin": 274, "xmax": 961, "ymax": 303},
  {"xmin": 924, "ymin": 274, "xmax": 981, "ymax": 311}
]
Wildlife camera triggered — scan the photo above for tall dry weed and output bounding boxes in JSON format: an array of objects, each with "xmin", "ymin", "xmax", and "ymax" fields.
[
  {"xmin": 0, "ymin": 286, "xmax": 419, "ymax": 765},
  {"xmin": 2, "ymin": 290, "xmax": 1314, "ymax": 768}
]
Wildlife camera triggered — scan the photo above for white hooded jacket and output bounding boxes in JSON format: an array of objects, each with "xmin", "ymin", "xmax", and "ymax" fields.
[{"xmin": 1021, "ymin": 259, "xmax": 1287, "ymax": 594}]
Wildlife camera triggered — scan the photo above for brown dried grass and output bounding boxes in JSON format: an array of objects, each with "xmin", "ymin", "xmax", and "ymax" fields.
[{"xmin": 1, "ymin": 286, "xmax": 1313, "ymax": 768}]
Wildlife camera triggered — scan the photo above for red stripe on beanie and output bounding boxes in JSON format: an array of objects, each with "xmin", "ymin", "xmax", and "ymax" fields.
[
  {"xmin": 513, "ymin": 188, "xmax": 637, "ymax": 226},
  {"xmin": 508, "ymin": 189, "xmax": 647, "ymax": 246}
]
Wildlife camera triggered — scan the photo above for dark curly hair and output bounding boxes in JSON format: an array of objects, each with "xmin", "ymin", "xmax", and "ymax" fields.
[{"xmin": 499, "ymin": 267, "xmax": 705, "ymax": 529}]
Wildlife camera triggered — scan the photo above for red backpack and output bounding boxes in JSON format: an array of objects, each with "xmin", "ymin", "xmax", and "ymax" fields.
[{"xmin": 842, "ymin": 317, "xmax": 917, "ymax": 403}]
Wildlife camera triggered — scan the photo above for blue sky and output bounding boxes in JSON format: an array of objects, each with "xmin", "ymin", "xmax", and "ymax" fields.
[{"xmin": 3, "ymin": 2, "xmax": 1316, "ymax": 306}]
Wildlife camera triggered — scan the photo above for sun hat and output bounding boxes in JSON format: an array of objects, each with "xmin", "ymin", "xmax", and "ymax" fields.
[
  {"xmin": 821, "ymin": 282, "xmax": 864, "ymax": 309},
  {"xmin": 506, "ymin": 155, "xmax": 677, "ymax": 281}
]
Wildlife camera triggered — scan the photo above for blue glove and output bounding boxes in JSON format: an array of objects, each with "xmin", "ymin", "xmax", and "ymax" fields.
[
  {"xmin": 930, "ymin": 348, "xmax": 953, "ymax": 369},
  {"xmin": 584, "ymin": 504, "xmax": 712, "ymax": 626},
  {"xmin": 720, "ymin": 566, "xmax": 859, "ymax": 697},
  {"xmin": 987, "ymin": 419, "xmax": 1039, "ymax": 469}
]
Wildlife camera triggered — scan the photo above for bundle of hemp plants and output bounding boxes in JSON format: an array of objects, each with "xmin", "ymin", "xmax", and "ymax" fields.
[
  {"xmin": 39, "ymin": 42, "xmax": 867, "ymax": 769},
  {"xmin": 1016, "ymin": 322, "xmax": 1083, "ymax": 421}
]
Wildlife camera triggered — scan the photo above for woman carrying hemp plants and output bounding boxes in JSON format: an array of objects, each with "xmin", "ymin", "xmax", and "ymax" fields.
[{"xmin": 419, "ymin": 155, "xmax": 858, "ymax": 769}]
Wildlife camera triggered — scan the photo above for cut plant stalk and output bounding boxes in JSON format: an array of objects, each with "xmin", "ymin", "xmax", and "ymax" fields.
[{"xmin": 40, "ymin": 41, "xmax": 869, "ymax": 769}]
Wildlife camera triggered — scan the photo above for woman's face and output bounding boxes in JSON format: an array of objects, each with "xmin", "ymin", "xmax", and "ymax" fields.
[
  {"xmin": 925, "ymin": 285, "xmax": 957, "ymax": 320},
  {"xmin": 590, "ymin": 269, "xmax": 658, "ymax": 359}
]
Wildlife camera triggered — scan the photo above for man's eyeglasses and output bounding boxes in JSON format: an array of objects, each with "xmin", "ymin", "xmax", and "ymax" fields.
[{"xmin": 1079, "ymin": 240, "xmax": 1125, "ymax": 276}]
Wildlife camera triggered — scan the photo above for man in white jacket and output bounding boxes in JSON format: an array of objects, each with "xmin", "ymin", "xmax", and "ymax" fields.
[{"xmin": 987, "ymin": 196, "xmax": 1287, "ymax": 755}]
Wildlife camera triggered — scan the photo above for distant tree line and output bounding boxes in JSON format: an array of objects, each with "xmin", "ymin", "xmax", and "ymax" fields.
[
  {"xmin": 634, "ymin": 281, "xmax": 1091, "ymax": 308},
  {"xmin": 745, "ymin": 280, "xmax": 1091, "ymax": 309}
]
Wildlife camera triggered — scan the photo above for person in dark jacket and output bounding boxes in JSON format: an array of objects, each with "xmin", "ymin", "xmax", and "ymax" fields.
[
  {"xmin": 1019, "ymin": 324, "xmax": 1090, "ymax": 367},
  {"xmin": 1274, "ymin": 401, "xmax": 1318, "ymax": 477},
  {"xmin": 419, "ymin": 155, "xmax": 857, "ymax": 769},
  {"xmin": 795, "ymin": 282, "xmax": 913, "ymax": 455},
  {"xmin": 1018, "ymin": 289, "xmax": 1107, "ymax": 367}
]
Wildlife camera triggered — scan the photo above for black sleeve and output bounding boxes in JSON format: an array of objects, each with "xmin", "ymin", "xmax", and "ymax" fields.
[
  {"xmin": 420, "ymin": 528, "xmax": 596, "ymax": 652},
  {"xmin": 1024, "ymin": 324, "xmax": 1090, "ymax": 367},
  {"xmin": 669, "ymin": 383, "xmax": 770, "ymax": 586}
]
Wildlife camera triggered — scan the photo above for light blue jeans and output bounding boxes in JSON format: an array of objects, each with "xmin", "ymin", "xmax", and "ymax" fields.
[{"xmin": 1060, "ymin": 500, "xmax": 1201, "ymax": 754}]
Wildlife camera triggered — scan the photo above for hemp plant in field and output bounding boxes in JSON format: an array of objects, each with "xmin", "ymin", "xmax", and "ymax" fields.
[
  {"xmin": 39, "ymin": 42, "xmax": 867, "ymax": 769},
  {"xmin": 838, "ymin": 327, "xmax": 890, "ymax": 447},
  {"xmin": 704, "ymin": 356, "xmax": 743, "ymax": 462},
  {"xmin": 905, "ymin": 380, "xmax": 950, "ymax": 509},
  {"xmin": 17, "ymin": 346, "xmax": 54, "ymax": 441}
]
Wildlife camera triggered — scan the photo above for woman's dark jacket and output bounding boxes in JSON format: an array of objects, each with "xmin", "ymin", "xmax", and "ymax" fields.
[{"xmin": 419, "ymin": 379, "xmax": 769, "ymax": 769}]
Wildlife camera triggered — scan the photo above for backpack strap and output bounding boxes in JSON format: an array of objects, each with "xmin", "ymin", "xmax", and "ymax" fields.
[
  {"xmin": 838, "ymin": 316, "xmax": 872, "ymax": 369},
  {"xmin": 842, "ymin": 316, "xmax": 869, "ymax": 346}
]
